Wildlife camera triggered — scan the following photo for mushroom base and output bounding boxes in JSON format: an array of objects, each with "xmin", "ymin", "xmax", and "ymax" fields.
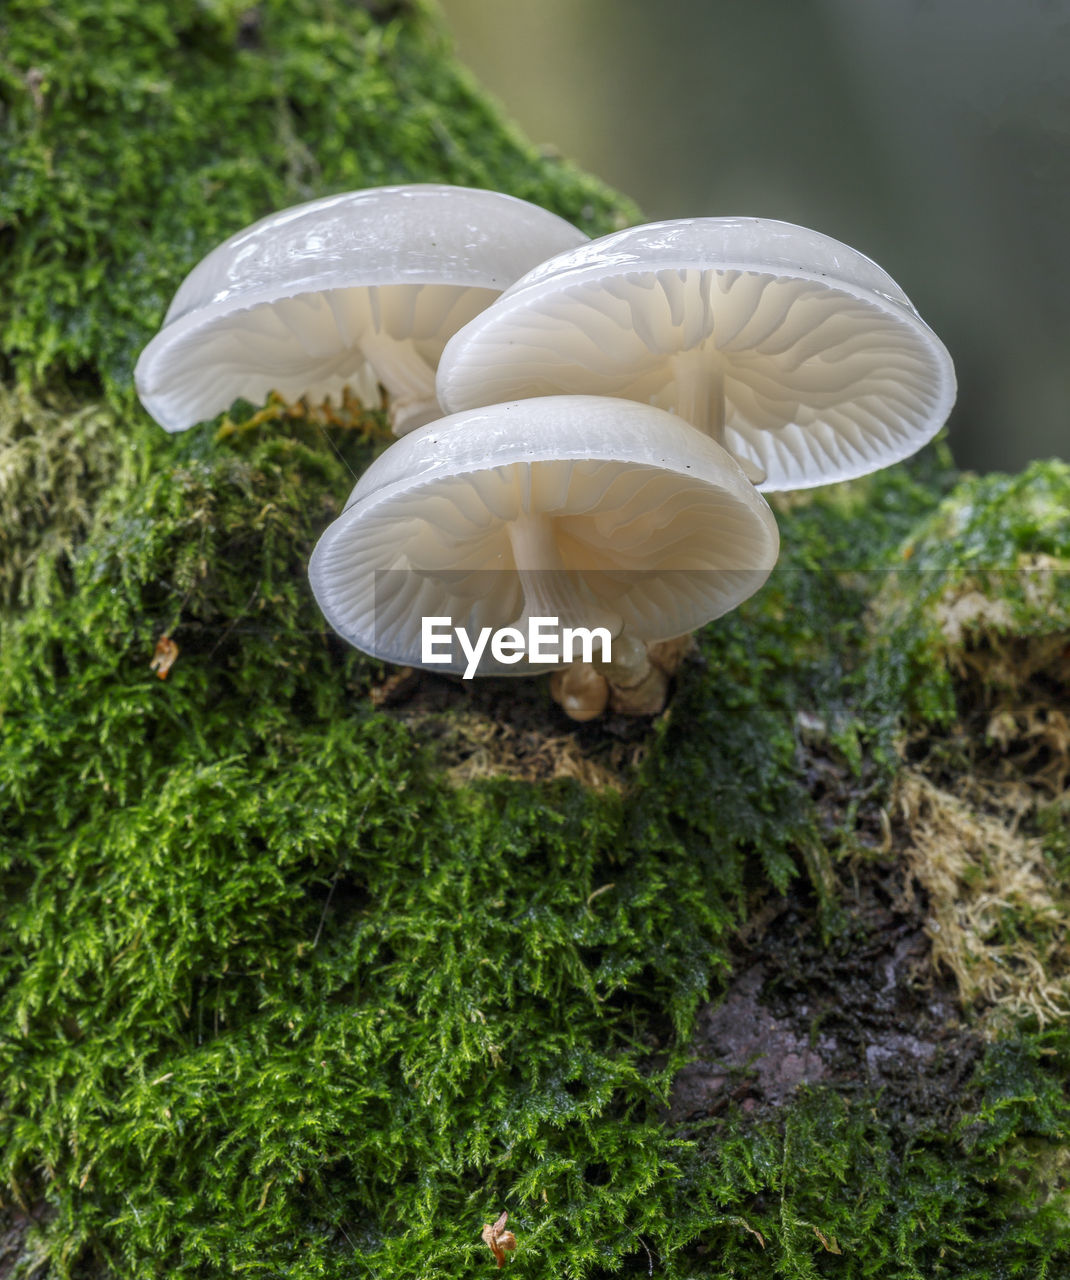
[{"xmin": 551, "ymin": 634, "xmax": 695, "ymax": 721}]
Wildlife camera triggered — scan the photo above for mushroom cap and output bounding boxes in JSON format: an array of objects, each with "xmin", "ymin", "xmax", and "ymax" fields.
[
  {"xmin": 134, "ymin": 184, "xmax": 588, "ymax": 433},
  {"xmin": 309, "ymin": 395, "xmax": 780, "ymax": 676},
  {"xmin": 436, "ymin": 217, "xmax": 957, "ymax": 491}
]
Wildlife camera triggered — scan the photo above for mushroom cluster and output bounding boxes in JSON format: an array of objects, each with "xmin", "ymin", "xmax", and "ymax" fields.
[{"xmin": 136, "ymin": 185, "xmax": 956, "ymax": 720}]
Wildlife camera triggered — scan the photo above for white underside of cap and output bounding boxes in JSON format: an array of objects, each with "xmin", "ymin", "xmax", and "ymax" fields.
[
  {"xmin": 134, "ymin": 281, "xmax": 498, "ymax": 432},
  {"xmin": 134, "ymin": 184, "xmax": 589, "ymax": 433},
  {"xmin": 309, "ymin": 396, "xmax": 780, "ymax": 675},
  {"xmin": 436, "ymin": 219, "xmax": 957, "ymax": 492}
]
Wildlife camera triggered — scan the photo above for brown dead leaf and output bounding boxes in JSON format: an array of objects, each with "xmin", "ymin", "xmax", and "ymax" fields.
[
  {"xmin": 150, "ymin": 634, "xmax": 179, "ymax": 679},
  {"xmin": 481, "ymin": 1211, "xmax": 517, "ymax": 1268},
  {"xmin": 727, "ymin": 1215, "xmax": 765, "ymax": 1248},
  {"xmin": 813, "ymin": 1226, "xmax": 842, "ymax": 1254}
]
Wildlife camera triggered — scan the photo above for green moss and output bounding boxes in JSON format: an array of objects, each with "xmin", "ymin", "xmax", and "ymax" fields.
[
  {"xmin": 0, "ymin": 380, "xmax": 135, "ymax": 613},
  {"xmin": 900, "ymin": 461, "xmax": 1070, "ymax": 567},
  {"xmin": 0, "ymin": 400, "xmax": 814, "ymax": 1272},
  {"xmin": 1, "ymin": 0, "xmax": 1068, "ymax": 1275},
  {"xmin": 673, "ymin": 1030, "xmax": 1070, "ymax": 1279},
  {"xmin": 868, "ymin": 460, "xmax": 1070, "ymax": 726},
  {"xmin": 8, "ymin": 413, "xmax": 1062, "ymax": 1277},
  {"xmin": 0, "ymin": 0, "xmax": 635, "ymax": 398}
]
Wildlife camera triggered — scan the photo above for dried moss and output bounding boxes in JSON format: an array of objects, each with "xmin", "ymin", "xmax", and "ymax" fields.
[
  {"xmin": 896, "ymin": 768, "xmax": 1070, "ymax": 1025},
  {"xmin": 863, "ymin": 463, "xmax": 1070, "ymax": 1029},
  {"xmin": 1, "ymin": 0, "xmax": 1068, "ymax": 1276},
  {"xmin": 0, "ymin": 380, "xmax": 141, "ymax": 614}
]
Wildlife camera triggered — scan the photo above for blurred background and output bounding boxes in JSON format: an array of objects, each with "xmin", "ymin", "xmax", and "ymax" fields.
[{"xmin": 439, "ymin": 0, "xmax": 1069, "ymax": 474}]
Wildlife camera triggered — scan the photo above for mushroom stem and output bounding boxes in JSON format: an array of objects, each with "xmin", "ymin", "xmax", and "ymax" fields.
[
  {"xmin": 671, "ymin": 348, "xmax": 766, "ymax": 485},
  {"xmin": 359, "ymin": 330, "xmax": 440, "ymax": 434},
  {"xmin": 506, "ymin": 512, "xmax": 621, "ymax": 637},
  {"xmin": 673, "ymin": 346, "xmax": 725, "ymax": 444}
]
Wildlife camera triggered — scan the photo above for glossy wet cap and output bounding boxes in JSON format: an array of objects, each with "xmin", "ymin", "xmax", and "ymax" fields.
[
  {"xmin": 436, "ymin": 217, "xmax": 957, "ymax": 491},
  {"xmin": 134, "ymin": 184, "xmax": 588, "ymax": 434},
  {"xmin": 309, "ymin": 395, "xmax": 779, "ymax": 675}
]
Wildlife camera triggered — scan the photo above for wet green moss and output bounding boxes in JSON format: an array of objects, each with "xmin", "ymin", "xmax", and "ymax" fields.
[
  {"xmin": 1, "ymin": 0, "xmax": 1068, "ymax": 1276},
  {"xmin": 0, "ymin": 412, "xmax": 793, "ymax": 1274},
  {"xmin": 673, "ymin": 1029, "xmax": 1070, "ymax": 1279},
  {"xmin": 869, "ymin": 460, "xmax": 1070, "ymax": 725},
  {"xmin": 7, "ymin": 418, "xmax": 1066, "ymax": 1277}
]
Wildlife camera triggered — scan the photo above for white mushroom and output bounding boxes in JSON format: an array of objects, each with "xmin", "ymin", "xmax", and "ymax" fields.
[
  {"xmin": 134, "ymin": 185, "xmax": 588, "ymax": 436},
  {"xmin": 436, "ymin": 217, "xmax": 957, "ymax": 490},
  {"xmin": 308, "ymin": 395, "xmax": 779, "ymax": 678}
]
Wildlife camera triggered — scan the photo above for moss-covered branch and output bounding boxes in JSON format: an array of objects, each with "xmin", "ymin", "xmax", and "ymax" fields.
[{"xmin": 1, "ymin": 2, "xmax": 1068, "ymax": 1277}]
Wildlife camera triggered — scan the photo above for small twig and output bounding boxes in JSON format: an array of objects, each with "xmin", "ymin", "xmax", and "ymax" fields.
[
  {"xmin": 336, "ymin": 1222, "xmax": 356, "ymax": 1252},
  {"xmin": 165, "ymin": 579, "xmax": 200, "ymax": 637},
  {"xmin": 312, "ymin": 871, "xmax": 342, "ymax": 949},
  {"xmin": 312, "ymin": 800, "xmax": 371, "ymax": 947},
  {"xmin": 637, "ymin": 1235, "xmax": 655, "ymax": 1276},
  {"xmin": 314, "ymin": 419, "xmax": 361, "ymax": 485},
  {"xmin": 586, "ymin": 882, "xmax": 616, "ymax": 908},
  {"xmin": 207, "ymin": 584, "xmax": 261, "ymax": 658}
]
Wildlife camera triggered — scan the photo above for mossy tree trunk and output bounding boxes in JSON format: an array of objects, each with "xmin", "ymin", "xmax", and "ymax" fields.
[{"xmin": 1, "ymin": 2, "xmax": 1068, "ymax": 1277}]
